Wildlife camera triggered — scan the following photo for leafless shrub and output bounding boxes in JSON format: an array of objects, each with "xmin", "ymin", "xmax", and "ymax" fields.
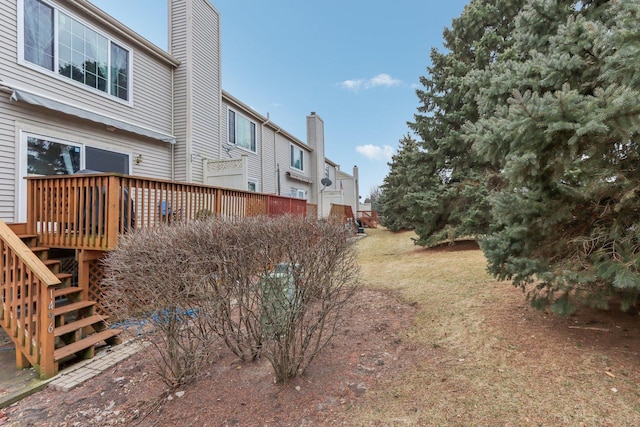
[
  {"xmin": 193, "ymin": 215, "xmax": 360, "ymax": 376},
  {"xmin": 255, "ymin": 217, "xmax": 359, "ymax": 382},
  {"xmin": 102, "ymin": 215, "xmax": 359, "ymax": 385},
  {"xmin": 101, "ymin": 224, "xmax": 222, "ymax": 388}
]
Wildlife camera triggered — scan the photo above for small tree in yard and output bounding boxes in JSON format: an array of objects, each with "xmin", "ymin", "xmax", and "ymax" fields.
[
  {"xmin": 102, "ymin": 215, "xmax": 358, "ymax": 386},
  {"xmin": 466, "ymin": 0, "xmax": 640, "ymax": 313}
]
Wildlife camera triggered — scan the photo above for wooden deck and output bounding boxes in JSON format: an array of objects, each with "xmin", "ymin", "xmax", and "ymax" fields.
[
  {"xmin": 27, "ymin": 173, "xmax": 308, "ymax": 251},
  {"xmin": 1, "ymin": 174, "xmax": 310, "ymax": 379}
]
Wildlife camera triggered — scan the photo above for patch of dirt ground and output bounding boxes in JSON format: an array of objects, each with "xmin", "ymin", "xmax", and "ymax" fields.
[
  {"xmin": 1, "ymin": 277, "xmax": 639, "ymax": 426},
  {"xmin": 0, "ymin": 288, "xmax": 423, "ymax": 426}
]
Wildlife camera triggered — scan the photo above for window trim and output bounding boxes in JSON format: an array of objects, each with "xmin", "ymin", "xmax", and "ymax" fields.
[
  {"xmin": 290, "ymin": 188, "xmax": 306, "ymax": 200},
  {"xmin": 17, "ymin": 0, "xmax": 134, "ymax": 106},
  {"xmin": 227, "ymin": 108, "xmax": 257, "ymax": 153},
  {"xmin": 290, "ymin": 144, "xmax": 304, "ymax": 172}
]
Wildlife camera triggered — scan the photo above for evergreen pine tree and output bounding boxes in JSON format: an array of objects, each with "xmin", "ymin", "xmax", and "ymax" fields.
[
  {"xmin": 466, "ymin": 0, "xmax": 640, "ymax": 313},
  {"xmin": 408, "ymin": 0, "xmax": 526, "ymax": 247},
  {"xmin": 379, "ymin": 134, "xmax": 431, "ymax": 231}
]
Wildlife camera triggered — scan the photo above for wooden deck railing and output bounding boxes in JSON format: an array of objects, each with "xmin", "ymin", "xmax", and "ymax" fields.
[
  {"xmin": 27, "ymin": 173, "xmax": 308, "ymax": 251},
  {"xmin": 0, "ymin": 220, "xmax": 61, "ymax": 378},
  {"xmin": 357, "ymin": 210, "xmax": 378, "ymax": 228}
]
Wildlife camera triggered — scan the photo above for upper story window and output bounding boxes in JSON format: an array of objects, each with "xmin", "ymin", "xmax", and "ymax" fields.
[
  {"xmin": 21, "ymin": 0, "xmax": 131, "ymax": 102},
  {"xmin": 228, "ymin": 109, "xmax": 256, "ymax": 152},
  {"xmin": 290, "ymin": 145, "xmax": 304, "ymax": 171},
  {"xmin": 324, "ymin": 164, "xmax": 330, "ymax": 179}
]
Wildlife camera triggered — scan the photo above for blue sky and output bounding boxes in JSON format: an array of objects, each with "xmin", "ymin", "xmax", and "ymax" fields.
[{"xmin": 90, "ymin": 0, "xmax": 469, "ymax": 198}]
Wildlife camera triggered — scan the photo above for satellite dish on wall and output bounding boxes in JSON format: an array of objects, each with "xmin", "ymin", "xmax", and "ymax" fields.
[{"xmin": 320, "ymin": 177, "xmax": 332, "ymax": 192}]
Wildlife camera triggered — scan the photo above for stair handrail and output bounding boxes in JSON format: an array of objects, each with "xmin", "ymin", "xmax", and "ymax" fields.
[{"xmin": 0, "ymin": 219, "xmax": 61, "ymax": 378}]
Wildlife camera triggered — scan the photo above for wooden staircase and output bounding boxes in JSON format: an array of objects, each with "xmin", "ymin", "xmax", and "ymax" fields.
[
  {"xmin": 2, "ymin": 223, "xmax": 121, "ymax": 378},
  {"xmin": 357, "ymin": 211, "xmax": 378, "ymax": 229}
]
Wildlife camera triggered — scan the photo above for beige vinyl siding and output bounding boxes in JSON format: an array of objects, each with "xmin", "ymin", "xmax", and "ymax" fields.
[
  {"xmin": 0, "ymin": 96, "xmax": 172, "ymax": 222},
  {"xmin": 189, "ymin": 0, "xmax": 221, "ymax": 184},
  {"xmin": 306, "ymin": 114, "xmax": 325, "ymax": 205},
  {"xmin": 325, "ymin": 163, "xmax": 339, "ymax": 191},
  {"xmin": 0, "ymin": 108, "xmax": 16, "ymax": 221},
  {"xmin": 274, "ymin": 132, "xmax": 291, "ymax": 196},
  {"xmin": 276, "ymin": 132, "xmax": 312, "ymax": 199},
  {"xmin": 222, "ymin": 95, "xmax": 314, "ymax": 197},
  {"xmin": 245, "ymin": 150, "xmax": 261, "ymax": 192},
  {"xmin": 219, "ymin": 102, "xmax": 261, "ymax": 192},
  {"xmin": 169, "ymin": 0, "xmax": 221, "ymax": 184},
  {"xmin": 3, "ymin": 1, "xmax": 174, "ymax": 136},
  {"xmin": 259, "ymin": 126, "xmax": 276, "ymax": 193},
  {"xmin": 128, "ymin": 53, "xmax": 174, "ymax": 132},
  {"xmin": 169, "ymin": 0, "xmax": 189, "ymax": 182},
  {"xmin": 0, "ymin": 2, "xmax": 17, "ymax": 72}
]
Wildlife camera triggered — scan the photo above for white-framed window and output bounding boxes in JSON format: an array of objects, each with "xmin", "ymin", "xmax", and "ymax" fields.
[
  {"xmin": 18, "ymin": 131, "xmax": 131, "ymax": 220},
  {"xmin": 290, "ymin": 145, "xmax": 304, "ymax": 171},
  {"xmin": 19, "ymin": 0, "xmax": 132, "ymax": 102},
  {"xmin": 324, "ymin": 164, "xmax": 330, "ymax": 179},
  {"xmin": 248, "ymin": 180, "xmax": 257, "ymax": 192},
  {"xmin": 290, "ymin": 188, "xmax": 306, "ymax": 200},
  {"xmin": 228, "ymin": 109, "xmax": 256, "ymax": 152},
  {"xmin": 27, "ymin": 136, "xmax": 82, "ymax": 176}
]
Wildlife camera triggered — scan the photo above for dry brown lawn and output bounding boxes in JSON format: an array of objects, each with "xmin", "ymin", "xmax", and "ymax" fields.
[
  {"xmin": 2, "ymin": 227, "xmax": 639, "ymax": 426},
  {"xmin": 354, "ymin": 228, "xmax": 640, "ymax": 426}
]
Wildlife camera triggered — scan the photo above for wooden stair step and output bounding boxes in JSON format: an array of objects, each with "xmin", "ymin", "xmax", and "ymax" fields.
[
  {"xmin": 55, "ymin": 272, "xmax": 73, "ymax": 281},
  {"xmin": 43, "ymin": 259, "xmax": 61, "ymax": 268},
  {"xmin": 27, "ymin": 246, "xmax": 50, "ymax": 259},
  {"xmin": 17, "ymin": 233, "xmax": 38, "ymax": 239},
  {"xmin": 53, "ymin": 286, "xmax": 82, "ymax": 298},
  {"xmin": 54, "ymin": 314, "xmax": 106, "ymax": 337},
  {"xmin": 17, "ymin": 234, "xmax": 39, "ymax": 246},
  {"xmin": 53, "ymin": 328, "xmax": 122, "ymax": 361},
  {"xmin": 53, "ymin": 300, "xmax": 95, "ymax": 316}
]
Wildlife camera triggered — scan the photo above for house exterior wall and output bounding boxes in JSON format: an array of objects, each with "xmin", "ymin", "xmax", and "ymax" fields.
[
  {"xmin": 306, "ymin": 112, "xmax": 325, "ymax": 206},
  {"xmin": 280, "ymin": 132, "xmax": 312, "ymax": 200},
  {"xmin": 220, "ymin": 100, "xmax": 263, "ymax": 190},
  {"xmin": 0, "ymin": 0, "xmax": 357, "ymax": 223},
  {"xmin": 323, "ymin": 162, "xmax": 339, "ymax": 191},
  {"xmin": 221, "ymin": 93, "xmax": 313, "ymax": 199},
  {"xmin": 0, "ymin": 0, "xmax": 177, "ymax": 222},
  {"xmin": 169, "ymin": 0, "xmax": 222, "ymax": 183},
  {"xmin": 337, "ymin": 169, "xmax": 358, "ymax": 216},
  {"xmin": 259, "ymin": 124, "xmax": 276, "ymax": 193},
  {"xmin": 2, "ymin": 0, "xmax": 175, "ymax": 133}
]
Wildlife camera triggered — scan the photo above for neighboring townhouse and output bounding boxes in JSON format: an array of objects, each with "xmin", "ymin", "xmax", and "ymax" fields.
[{"xmin": 0, "ymin": 0, "xmax": 358, "ymax": 225}]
